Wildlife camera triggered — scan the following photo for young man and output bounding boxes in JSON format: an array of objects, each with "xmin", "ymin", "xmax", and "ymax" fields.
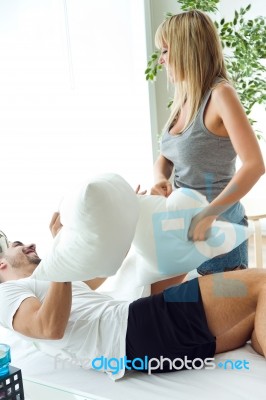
[{"xmin": 0, "ymin": 219, "xmax": 265, "ymax": 379}]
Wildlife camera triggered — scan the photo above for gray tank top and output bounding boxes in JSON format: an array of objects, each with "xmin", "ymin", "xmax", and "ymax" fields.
[{"xmin": 161, "ymin": 84, "xmax": 245, "ymax": 222}]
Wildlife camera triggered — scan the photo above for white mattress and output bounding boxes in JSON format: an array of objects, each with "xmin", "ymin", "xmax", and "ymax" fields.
[{"xmin": 1, "ymin": 326, "xmax": 266, "ymax": 400}]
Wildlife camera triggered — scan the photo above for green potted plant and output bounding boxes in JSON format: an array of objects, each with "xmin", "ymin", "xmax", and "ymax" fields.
[{"xmin": 145, "ymin": 0, "xmax": 266, "ymax": 138}]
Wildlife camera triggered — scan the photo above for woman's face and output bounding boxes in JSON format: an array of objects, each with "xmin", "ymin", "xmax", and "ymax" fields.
[
  {"xmin": 158, "ymin": 46, "xmax": 168, "ymax": 67},
  {"xmin": 158, "ymin": 46, "xmax": 175, "ymax": 82}
]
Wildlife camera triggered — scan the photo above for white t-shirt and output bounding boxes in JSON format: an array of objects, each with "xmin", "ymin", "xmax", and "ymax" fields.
[{"xmin": 0, "ymin": 278, "xmax": 130, "ymax": 380}]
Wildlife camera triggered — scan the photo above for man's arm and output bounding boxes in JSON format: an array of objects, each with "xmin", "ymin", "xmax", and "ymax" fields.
[
  {"xmin": 83, "ymin": 278, "xmax": 106, "ymax": 290},
  {"xmin": 49, "ymin": 212, "xmax": 63, "ymax": 237},
  {"xmin": 13, "ymin": 282, "xmax": 72, "ymax": 339}
]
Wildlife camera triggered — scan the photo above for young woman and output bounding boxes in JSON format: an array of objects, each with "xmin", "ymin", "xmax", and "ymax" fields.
[{"xmin": 151, "ymin": 10, "xmax": 265, "ymax": 277}]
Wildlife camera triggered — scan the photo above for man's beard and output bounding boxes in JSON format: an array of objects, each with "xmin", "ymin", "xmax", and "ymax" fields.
[
  {"xmin": 7, "ymin": 253, "xmax": 41, "ymax": 269},
  {"xmin": 29, "ymin": 255, "xmax": 42, "ymax": 266},
  {"xmin": 23, "ymin": 253, "xmax": 42, "ymax": 267}
]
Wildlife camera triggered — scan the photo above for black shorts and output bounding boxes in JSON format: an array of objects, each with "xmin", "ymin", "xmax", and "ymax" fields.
[{"xmin": 126, "ymin": 278, "xmax": 216, "ymax": 373}]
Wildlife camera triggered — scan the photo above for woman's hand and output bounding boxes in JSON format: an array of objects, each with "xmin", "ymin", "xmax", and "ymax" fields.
[
  {"xmin": 151, "ymin": 179, "xmax": 173, "ymax": 197},
  {"xmin": 49, "ymin": 212, "xmax": 63, "ymax": 238},
  {"xmin": 188, "ymin": 210, "xmax": 216, "ymax": 241}
]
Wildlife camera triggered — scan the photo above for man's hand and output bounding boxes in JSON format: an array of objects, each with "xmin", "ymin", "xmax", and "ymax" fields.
[
  {"xmin": 135, "ymin": 184, "xmax": 147, "ymax": 195},
  {"xmin": 49, "ymin": 212, "xmax": 63, "ymax": 238}
]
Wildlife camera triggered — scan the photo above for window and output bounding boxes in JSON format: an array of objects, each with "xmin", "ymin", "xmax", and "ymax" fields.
[{"xmin": 0, "ymin": 0, "xmax": 153, "ymax": 252}]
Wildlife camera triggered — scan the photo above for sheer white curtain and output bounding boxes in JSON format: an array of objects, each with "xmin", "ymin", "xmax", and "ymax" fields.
[{"xmin": 0, "ymin": 0, "xmax": 153, "ymax": 253}]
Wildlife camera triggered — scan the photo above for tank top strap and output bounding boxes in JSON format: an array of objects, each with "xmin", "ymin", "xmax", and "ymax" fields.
[
  {"xmin": 194, "ymin": 88, "xmax": 212, "ymax": 124},
  {"xmin": 195, "ymin": 77, "xmax": 224, "ymax": 123}
]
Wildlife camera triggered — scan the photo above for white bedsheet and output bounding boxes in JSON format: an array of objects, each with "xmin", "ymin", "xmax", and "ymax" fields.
[{"xmin": 1, "ymin": 326, "xmax": 266, "ymax": 400}]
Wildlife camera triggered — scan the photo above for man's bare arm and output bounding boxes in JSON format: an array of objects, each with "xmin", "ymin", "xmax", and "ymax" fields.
[
  {"xmin": 83, "ymin": 278, "xmax": 106, "ymax": 290},
  {"xmin": 13, "ymin": 282, "xmax": 72, "ymax": 339}
]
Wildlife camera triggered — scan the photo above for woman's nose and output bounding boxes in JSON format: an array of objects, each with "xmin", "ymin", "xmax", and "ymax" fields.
[{"xmin": 158, "ymin": 55, "xmax": 165, "ymax": 65}]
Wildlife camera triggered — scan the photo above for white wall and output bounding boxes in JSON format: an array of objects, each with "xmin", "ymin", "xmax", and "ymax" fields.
[
  {"xmin": 145, "ymin": 0, "xmax": 181, "ymax": 160},
  {"xmin": 0, "ymin": 0, "xmax": 265, "ymax": 251},
  {"xmin": 0, "ymin": 0, "xmax": 153, "ymax": 253}
]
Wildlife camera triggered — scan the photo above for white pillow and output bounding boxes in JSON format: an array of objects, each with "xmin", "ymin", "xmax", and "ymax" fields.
[
  {"xmin": 31, "ymin": 173, "xmax": 139, "ymax": 281},
  {"xmin": 131, "ymin": 188, "xmax": 251, "ymax": 285}
]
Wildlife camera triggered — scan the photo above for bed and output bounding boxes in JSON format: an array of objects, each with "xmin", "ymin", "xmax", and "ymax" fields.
[
  {"xmin": 1, "ymin": 178, "xmax": 265, "ymax": 399},
  {"xmin": 1, "ymin": 266, "xmax": 266, "ymax": 400},
  {"xmin": 1, "ymin": 324, "xmax": 266, "ymax": 400}
]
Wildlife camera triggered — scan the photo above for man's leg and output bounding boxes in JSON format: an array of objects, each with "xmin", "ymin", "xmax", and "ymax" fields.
[
  {"xmin": 251, "ymin": 330, "xmax": 264, "ymax": 356},
  {"xmin": 254, "ymin": 283, "xmax": 266, "ymax": 356},
  {"xmin": 199, "ymin": 268, "xmax": 266, "ymax": 355},
  {"xmin": 151, "ymin": 273, "xmax": 187, "ymax": 295}
]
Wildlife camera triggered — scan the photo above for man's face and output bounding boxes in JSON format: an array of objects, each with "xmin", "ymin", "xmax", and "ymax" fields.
[{"xmin": 3, "ymin": 241, "xmax": 41, "ymax": 271}]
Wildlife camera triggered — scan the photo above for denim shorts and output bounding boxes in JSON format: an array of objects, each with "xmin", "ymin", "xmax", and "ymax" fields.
[{"xmin": 197, "ymin": 216, "xmax": 249, "ymax": 276}]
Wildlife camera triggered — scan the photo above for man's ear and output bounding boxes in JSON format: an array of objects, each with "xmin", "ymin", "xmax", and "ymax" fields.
[{"xmin": 0, "ymin": 258, "xmax": 8, "ymax": 271}]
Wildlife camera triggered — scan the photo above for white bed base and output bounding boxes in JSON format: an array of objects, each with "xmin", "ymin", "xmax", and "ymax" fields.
[{"xmin": 1, "ymin": 326, "xmax": 266, "ymax": 400}]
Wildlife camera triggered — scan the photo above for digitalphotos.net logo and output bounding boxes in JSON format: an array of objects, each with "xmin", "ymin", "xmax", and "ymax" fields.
[{"xmin": 54, "ymin": 354, "xmax": 250, "ymax": 375}]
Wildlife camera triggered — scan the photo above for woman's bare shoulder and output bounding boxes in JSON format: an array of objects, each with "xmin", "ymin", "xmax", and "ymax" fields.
[{"xmin": 211, "ymin": 81, "xmax": 238, "ymax": 100}]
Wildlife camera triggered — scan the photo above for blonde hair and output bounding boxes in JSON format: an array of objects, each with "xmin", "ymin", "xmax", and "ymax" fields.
[{"xmin": 155, "ymin": 10, "xmax": 229, "ymax": 132}]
